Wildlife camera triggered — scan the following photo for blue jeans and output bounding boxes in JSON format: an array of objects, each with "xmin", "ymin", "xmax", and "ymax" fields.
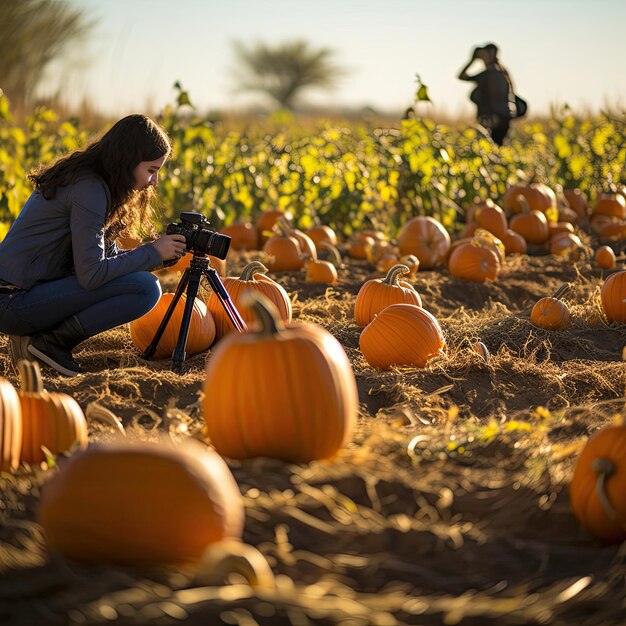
[{"xmin": 0, "ymin": 272, "xmax": 161, "ymax": 337}]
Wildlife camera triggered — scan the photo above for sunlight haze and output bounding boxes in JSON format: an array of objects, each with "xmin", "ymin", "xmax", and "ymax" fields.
[{"xmin": 45, "ymin": 0, "xmax": 626, "ymax": 119}]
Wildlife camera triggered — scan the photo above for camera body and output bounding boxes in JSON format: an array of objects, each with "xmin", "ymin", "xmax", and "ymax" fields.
[{"xmin": 165, "ymin": 212, "xmax": 231, "ymax": 262}]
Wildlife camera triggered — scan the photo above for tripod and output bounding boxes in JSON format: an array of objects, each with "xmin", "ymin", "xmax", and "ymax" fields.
[{"xmin": 143, "ymin": 253, "xmax": 247, "ymax": 372}]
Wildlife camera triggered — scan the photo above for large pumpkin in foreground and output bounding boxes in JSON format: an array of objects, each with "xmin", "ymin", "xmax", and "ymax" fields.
[
  {"xmin": 359, "ymin": 303, "xmax": 446, "ymax": 370},
  {"xmin": 600, "ymin": 270, "xmax": 626, "ymax": 323},
  {"xmin": 130, "ymin": 293, "xmax": 216, "ymax": 360},
  {"xmin": 569, "ymin": 425, "xmax": 626, "ymax": 542},
  {"xmin": 203, "ymin": 294, "xmax": 357, "ymax": 463},
  {"xmin": 38, "ymin": 441, "xmax": 244, "ymax": 564}
]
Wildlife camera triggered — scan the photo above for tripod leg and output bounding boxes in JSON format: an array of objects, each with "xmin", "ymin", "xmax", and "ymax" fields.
[
  {"xmin": 171, "ymin": 268, "xmax": 203, "ymax": 372},
  {"xmin": 204, "ymin": 267, "xmax": 247, "ymax": 333},
  {"xmin": 144, "ymin": 269, "xmax": 190, "ymax": 359}
]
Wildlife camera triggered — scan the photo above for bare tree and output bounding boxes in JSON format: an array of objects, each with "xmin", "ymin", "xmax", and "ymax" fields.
[
  {"xmin": 232, "ymin": 40, "xmax": 347, "ymax": 110},
  {"xmin": 0, "ymin": 0, "xmax": 93, "ymax": 110}
]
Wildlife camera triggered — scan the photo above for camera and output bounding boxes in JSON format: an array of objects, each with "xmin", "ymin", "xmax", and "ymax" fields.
[{"xmin": 165, "ymin": 212, "xmax": 231, "ymax": 262}]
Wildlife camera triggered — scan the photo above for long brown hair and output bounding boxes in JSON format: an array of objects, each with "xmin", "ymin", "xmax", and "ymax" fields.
[{"xmin": 28, "ymin": 114, "xmax": 171, "ymax": 240}]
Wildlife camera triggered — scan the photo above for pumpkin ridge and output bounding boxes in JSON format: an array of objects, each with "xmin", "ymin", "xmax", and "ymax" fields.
[
  {"xmin": 280, "ymin": 338, "xmax": 310, "ymax": 458},
  {"xmin": 379, "ymin": 313, "xmax": 428, "ymax": 365}
]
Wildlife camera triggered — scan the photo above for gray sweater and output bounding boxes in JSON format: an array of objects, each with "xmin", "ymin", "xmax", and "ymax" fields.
[{"xmin": 0, "ymin": 174, "xmax": 163, "ymax": 290}]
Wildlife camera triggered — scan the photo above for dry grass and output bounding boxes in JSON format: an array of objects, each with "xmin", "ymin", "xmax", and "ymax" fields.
[{"xmin": 0, "ymin": 247, "xmax": 625, "ymax": 626}]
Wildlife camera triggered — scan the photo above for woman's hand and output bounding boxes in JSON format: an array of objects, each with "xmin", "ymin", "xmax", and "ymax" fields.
[{"xmin": 152, "ymin": 234, "xmax": 187, "ymax": 262}]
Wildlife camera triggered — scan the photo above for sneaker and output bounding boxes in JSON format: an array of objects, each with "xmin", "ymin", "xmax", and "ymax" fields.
[
  {"xmin": 8, "ymin": 335, "xmax": 32, "ymax": 367},
  {"xmin": 28, "ymin": 338, "xmax": 84, "ymax": 377}
]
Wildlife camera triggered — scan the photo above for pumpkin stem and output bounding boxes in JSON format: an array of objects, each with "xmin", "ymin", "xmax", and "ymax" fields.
[
  {"xmin": 383, "ymin": 264, "xmax": 410, "ymax": 286},
  {"xmin": 552, "ymin": 282, "xmax": 571, "ymax": 300},
  {"xmin": 516, "ymin": 194, "xmax": 531, "ymax": 214},
  {"xmin": 592, "ymin": 457, "xmax": 620, "ymax": 522},
  {"xmin": 471, "ymin": 341, "xmax": 490, "ymax": 362},
  {"xmin": 277, "ymin": 215, "xmax": 294, "ymax": 236},
  {"xmin": 244, "ymin": 292, "xmax": 284, "ymax": 336},
  {"xmin": 401, "ymin": 254, "xmax": 419, "ymax": 268},
  {"xmin": 195, "ymin": 540, "xmax": 275, "ymax": 589},
  {"xmin": 17, "ymin": 359, "xmax": 45, "ymax": 394},
  {"xmin": 319, "ymin": 241, "xmax": 342, "ymax": 267},
  {"xmin": 85, "ymin": 403, "xmax": 126, "ymax": 437},
  {"xmin": 240, "ymin": 261, "xmax": 268, "ymax": 282}
]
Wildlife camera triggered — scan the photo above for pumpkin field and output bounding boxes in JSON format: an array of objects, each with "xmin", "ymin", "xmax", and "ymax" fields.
[{"xmin": 1, "ymin": 103, "xmax": 626, "ymax": 625}]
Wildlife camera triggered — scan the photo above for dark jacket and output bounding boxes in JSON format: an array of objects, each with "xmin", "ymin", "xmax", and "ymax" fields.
[
  {"xmin": 0, "ymin": 174, "xmax": 162, "ymax": 290},
  {"xmin": 469, "ymin": 68, "xmax": 516, "ymax": 120}
]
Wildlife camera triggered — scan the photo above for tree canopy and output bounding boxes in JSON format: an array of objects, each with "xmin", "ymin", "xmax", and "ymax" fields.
[
  {"xmin": 0, "ymin": 0, "xmax": 93, "ymax": 110},
  {"xmin": 232, "ymin": 40, "xmax": 347, "ymax": 110}
]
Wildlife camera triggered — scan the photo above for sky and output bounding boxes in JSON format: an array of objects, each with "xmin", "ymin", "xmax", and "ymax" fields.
[{"xmin": 44, "ymin": 0, "xmax": 626, "ymax": 119}]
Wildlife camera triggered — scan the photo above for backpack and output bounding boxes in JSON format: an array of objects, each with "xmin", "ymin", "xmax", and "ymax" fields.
[{"xmin": 514, "ymin": 95, "xmax": 528, "ymax": 118}]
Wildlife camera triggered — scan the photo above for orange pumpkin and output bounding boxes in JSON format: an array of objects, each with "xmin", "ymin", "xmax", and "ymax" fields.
[
  {"xmin": 598, "ymin": 220, "xmax": 626, "ymax": 241},
  {"xmin": 569, "ymin": 424, "xmax": 626, "ymax": 542},
  {"xmin": 376, "ymin": 253, "xmax": 401, "ymax": 274},
  {"xmin": 263, "ymin": 230, "xmax": 304, "ymax": 271},
  {"xmin": 449, "ymin": 229, "xmax": 504, "ymax": 262},
  {"xmin": 530, "ymin": 284, "xmax": 571, "ymax": 330},
  {"xmin": 202, "ymin": 294, "xmax": 358, "ymax": 462},
  {"xmin": 509, "ymin": 209, "xmax": 550, "ymax": 244},
  {"xmin": 467, "ymin": 199, "xmax": 508, "ymax": 240},
  {"xmin": 595, "ymin": 246, "xmax": 617, "ymax": 270},
  {"xmin": 0, "ymin": 377, "xmax": 22, "ymax": 472},
  {"xmin": 206, "ymin": 261, "xmax": 292, "ymax": 340},
  {"xmin": 354, "ymin": 264, "xmax": 423, "ymax": 327},
  {"xmin": 306, "ymin": 223, "xmax": 338, "ymax": 250},
  {"xmin": 502, "ymin": 183, "xmax": 558, "ymax": 221},
  {"xmin": 278, "ymin": 216, "xmax": 317, "ymax": 261},
  {"xmin": 365, "ymin": 239, "xmax": 394, "ymax": 264},
  {"xmin": 130, "ymin": 293, "xmax": 216, "ymax": 360},
  {"xmin": 448, "ymin": 242, "xmax": 500, "ymax": 282},
  {"xmin": 550, "ymin": 232, "xmax": 584, "ymax": 259},
  {"xmin": 501, "ymin": 229, "xmax": 527, "ymax": 255},
  {"xmin": 563, "ymin": 188, "xmax": 589, "ymax": 223},
  {"xmin": 38, "ymin": 440, "xmax": 245, "ymax": 564},
  {"xmin": 256, "ymin": 209, "xmax": 293, "ymax": 246},
  {"xmin": 397, "ymin": 216, "xmax": 451, "ymax": 269},
  {"xmin": 548, "ymin": 222, "xmax": 575, "ymax": 238},
  {"xmin": 347, "ymin": 233, "xmax": 376, "ymax": 260},
  {"xmin": 219, "ymin": 221, "xmax": 259, "ymax": 250},
  {"xmin": 305, "ymin": 258, "xmax": 338, "ymax": 284},
  {"xmin": 600, "ymin": 270, "xmax": 626, "ymax": 323},
  {"xmin": 590, "ymin": 214, "xmax": 621, "ymax": 234},
  {"xmin": 557, "ymin": 206, "xmax": 580, "ymax": 224},
  {"xmin": 592, "ymin": 193, "xmax": 626, "ymax": 220},
  {"xmin": 359, "ymin": 303, "xmax": 446, "ymax": 370},
  {"xmin": 17, "ymin": 360, "xmax": 87, "ymax": 465}
]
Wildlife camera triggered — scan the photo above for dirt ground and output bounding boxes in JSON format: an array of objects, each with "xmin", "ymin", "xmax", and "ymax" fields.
[{"xmin": 1, "ymin": 240, "xmax": 625, "ymax": 626}]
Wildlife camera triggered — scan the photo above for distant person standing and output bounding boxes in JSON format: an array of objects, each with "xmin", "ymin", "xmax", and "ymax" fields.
[{"xmin": 457, "ymin": 43, "xmax": 522, "ymax": 146}]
